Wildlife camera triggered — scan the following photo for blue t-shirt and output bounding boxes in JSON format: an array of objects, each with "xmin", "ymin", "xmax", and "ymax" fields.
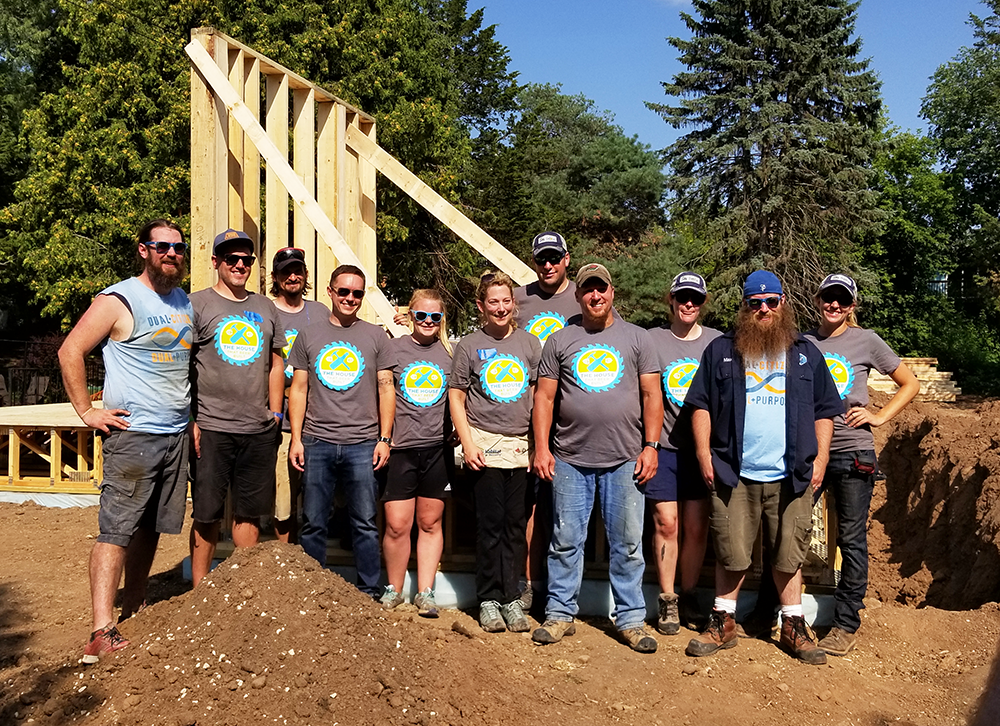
[{"xmin": 742, "ymin": 356, "xmax": 787, "ymax": 482}]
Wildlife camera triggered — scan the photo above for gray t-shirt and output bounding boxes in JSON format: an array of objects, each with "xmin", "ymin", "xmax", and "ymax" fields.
[
  {"xmin": 450, "ymin": 328, "xmax": 541, "ymax": 437},
  {"xmin": 287, "ymin": 318, "xmax": 391, "ymax": 445},
  {"xmin": 275, "ymin": 299, "xmax": 330, "ymax": 432},
  {"xmin": 387, "ymin": 335, "xmax": 452, "ymax": 449},
  {"xmin": 648, "ymin": 325, "xmax": 723, "ymax": 451},
  {"xmin": 538, "ymin": 320, "xmax": 660, "ymax": 468},
  {"xmin": 190, "ymin": 288, "xmax": 287, "ymax": 434},
  {"xmin": 804, "ymin": 326, "xmax": 902, "ymax": 452},
  {"xmin": 514, "ymin": 281, "xmax": 582, "ymax": 345}
]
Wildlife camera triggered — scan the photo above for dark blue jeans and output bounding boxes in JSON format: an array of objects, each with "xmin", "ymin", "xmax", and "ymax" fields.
[
  {"xmin": 825, "ymin": 449, "xmax": 877, "ymax": 634},
  {"xmin": 300, "ymin": 436, "xmax": 381, "ymax": 597}
]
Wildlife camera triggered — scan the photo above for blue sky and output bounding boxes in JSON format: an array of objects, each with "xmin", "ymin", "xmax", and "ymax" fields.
[{"xmin": 480, "ymin": 0, "xmax": 986, "ymax": 152}]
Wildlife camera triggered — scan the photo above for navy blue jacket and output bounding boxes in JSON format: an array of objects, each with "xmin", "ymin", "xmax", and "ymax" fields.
[{"xmin": 684, "ymin": 332, "xmax": 842, "ymax": 494}]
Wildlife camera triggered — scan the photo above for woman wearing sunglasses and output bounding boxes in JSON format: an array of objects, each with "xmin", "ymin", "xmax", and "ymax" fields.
[
  {"xmin": 645, "ymin": 272, "xmax": 722, "ymax": 636},
  {"xmin": 804, "ymin": 274, "xmax": 919, "ymax": 656},
  {"xmin": 450, "ymin": 271, "xmax": 542, "ymax": 633},
  {"xmin": 379, "ymin": 290, "xmax": 454, "ymax": 618}
]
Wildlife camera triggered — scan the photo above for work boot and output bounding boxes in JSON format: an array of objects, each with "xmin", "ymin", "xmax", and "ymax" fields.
[
  {"xmin": 531, "ymin": 619, "xmax": 576, "ymax": 644},
  {"xmin": 779, "ymin": 615, "xmax": 827, "ymax": 665},
  {"xmin": 620, "ymin": 624, "xmax": 658, "ymax": 653},
  {"xmin": 685, "ymin": 609, "xmax": 737, "ymax": 657},
  {"xmin": 656, "ymin": 592, "xmax": 680, "ymax": 635},
  {"xmin": 678, "ymin": 590, "xmax": 705, "ymax": 631},
  {"xmin": 818, "ymin": 626, "xmax": 858, "ymax": 656}
]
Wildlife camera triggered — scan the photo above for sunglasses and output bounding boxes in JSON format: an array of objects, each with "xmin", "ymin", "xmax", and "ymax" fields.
[
  {"xmin": 335, "ymin": 287, "xmax": 365, "ymax": 300},
  {"xmin": 412, "ymin": 310, "xmax": 443, "ymax": 323},
  {"xmin": 274, "ymin": 247, "xmax": 305, "ymax": 264},
  {"xmin": 533, "ymin": 253, "xmax": 565, "ymax": 266},
  {"xmin": 144, "ymin": 241, "xmax": 187, "ymax": 255},
  {"xmin": 222, "ymin": 254, "xmax": 255, "ymax": 267},
  {"xmin": 820, "ymin": 289, "xmax": 855, "ymax": 307},
  {"xmin": 745, "ymin": 296, "xmax": 781, "ymax": 311},
  {"xmin": 673, "ymin": 290, "xmax": 706, "ymax": 306}
]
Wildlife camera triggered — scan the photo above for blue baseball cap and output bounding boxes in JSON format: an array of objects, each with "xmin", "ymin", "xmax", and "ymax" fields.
[
  {"xmin": 743, "ymin": 270, "xmax": 783, "ymax": 297},
  {"xmin": 212, "ymin": 228, "xmax": 254, "ymax": 255}
]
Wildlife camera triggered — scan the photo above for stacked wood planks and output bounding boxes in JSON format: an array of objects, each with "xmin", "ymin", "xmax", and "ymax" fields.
[{"xmin": 869, "ymin": 357, "xmax": 961, "ymax": 402}]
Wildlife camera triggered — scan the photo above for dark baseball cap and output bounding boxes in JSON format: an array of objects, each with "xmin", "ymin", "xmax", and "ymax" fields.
[
  {"xmin": 817, "ymin": 273, "xmax": 858, "ymax": 301},
  {"xmin": 212, "ymin": 228, "xmax": 254, "ymax": 255},
  {"xmin": 532, "ymin": 231, "xmax": 568, "ymax": 257},
  {"xmin": 272, "ymin": 247, "xmax": 306, "ymax": 272},
  {"xmin": 670, "ymin": 271, "xmax": 708, "ymax": 296}
]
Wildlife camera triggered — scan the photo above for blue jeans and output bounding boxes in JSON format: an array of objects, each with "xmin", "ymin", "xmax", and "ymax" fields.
[
  {"xmin": 825, "ymin": 450, "xmax": 876, "ymax": 633},
  {"xmin": 300, "ymin": 436, "xmax": 380, "ymax": 596},
  {"xmin": 546, "ymin": 456, "xmax": 646, "ymax": 631}
]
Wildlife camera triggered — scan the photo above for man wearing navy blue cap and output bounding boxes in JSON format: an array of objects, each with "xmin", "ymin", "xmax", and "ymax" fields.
[{"xmin": 682, "ymin": 270, "xmax": 841, "ymax": 665}]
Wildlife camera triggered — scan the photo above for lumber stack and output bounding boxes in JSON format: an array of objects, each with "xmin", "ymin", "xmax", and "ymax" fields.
[{"xmin": 869, "ymin": 357, "xmax": 961, "ymax": 402}]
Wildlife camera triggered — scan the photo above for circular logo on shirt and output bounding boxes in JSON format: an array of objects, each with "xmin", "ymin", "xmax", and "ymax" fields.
[
  {"xmin": 662, "ymin": 357, "xmax": 700, "ymax": 406},
  {"xmin": 824, "ymin": 352, "xmax": 855, "ymax": 399},
  {"xmin": 401, "ymin": 361, "xmax": 446, "ymax": 407},
  {"xmin": 282, "ymin": 328, "xmax": 298, "ymax": 379},
  {"xmin": 480, "ymin": 354, "xmax": 529, "ymax": 403},
  {"xmin": 572, "ymin": 344, "xmax": 624, "ymax": 393},
  {"xmin": 525, "ymin": 312, "xmax": 567, "ymax": 343},
  {"xmin": 316, "ymin": 342, "xmax": 365, "ymax": 391},
  {"xmin": 214, "ymin": 316, "xmax": 263, "ymax": 366}
]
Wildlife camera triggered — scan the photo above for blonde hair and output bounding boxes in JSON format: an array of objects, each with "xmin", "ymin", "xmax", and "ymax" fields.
[
  {"xmin": 408, "ymin": 288, "xmax": 452, "ymax": 355},
  {"xmin": 476, "ymin": 271, "xmax": 518, "ymax": 329}
]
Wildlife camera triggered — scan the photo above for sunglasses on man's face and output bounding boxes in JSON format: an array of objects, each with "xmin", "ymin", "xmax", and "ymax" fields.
[
  {"xmin": 144, "ymin": 241, "xmax": 187, "ymax": 255},
  {"xmin": 820, "ymin": 289, "xmax": 855, "ymax": 307},
  {"xmin": 412, "ymin": 310, "xmax": 443, "ymax": 323},
  {"xmin": 335, "ymin": 287, "xmax": 365, "ymax": 300},
  {"xmin": 673, "ymin": 290, "xmax": 706, "ymax": 306},
  {"xmin": 533, "ymin": 253, "xmax": 565, "ymax": 267},
  {"xmin": 223, "ymin": 254, "xmax": 255, "ymax": 267},
  {"xmin": 745, "ymin": 296, "xmax": 781, "ymax": 311}
]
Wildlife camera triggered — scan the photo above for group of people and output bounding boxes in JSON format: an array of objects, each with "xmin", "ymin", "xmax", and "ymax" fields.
[{"xmin": 60, "ymin": 221, "xmax": 919, "ymax": 666}]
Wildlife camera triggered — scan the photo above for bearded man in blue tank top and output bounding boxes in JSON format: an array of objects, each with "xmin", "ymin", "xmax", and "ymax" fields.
[{"xmin": 59, "ymin": 219, "xmax": 194, "ymax": 665}]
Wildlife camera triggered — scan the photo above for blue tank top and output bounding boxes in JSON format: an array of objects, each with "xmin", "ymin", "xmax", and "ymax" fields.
[{"xmin": 101, "ymin": 278, "xmax": 193, "ymax": 434}]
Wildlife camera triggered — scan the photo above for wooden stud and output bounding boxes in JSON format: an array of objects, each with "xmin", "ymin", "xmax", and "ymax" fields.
[
  {"xmin": 292, "ymin": 88, "xmax": 317, "ymax": 270},
  {"xmin": 243, "ymin": 55, "xmax": 262, "ymax": 291},
  {"xmin": 265, "ymin": 74, "xmax": 290, "ymax": 271},
  {"xmin": 50, "ymin": 429, "xmax": 61, "ymax": 487},
  {"xmin": 316, "ymin": 100, "xmax": 340, "ymax": 297},
  {"xmin": 359, "ymin": 119, "xmax": 378, "ymax": 321},
  {"xmin": 8, "ymin": 429, "xmax": 19, "ymax": 485}
]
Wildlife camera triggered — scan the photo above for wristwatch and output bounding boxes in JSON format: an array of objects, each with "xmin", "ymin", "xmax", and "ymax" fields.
[
  {"xmin": 377, "ymin": 436, "xmax": 392, "ymax": 445},
  {"xmin": 644, "ymin": 441, "xmax": 661, "ymax": 451}
]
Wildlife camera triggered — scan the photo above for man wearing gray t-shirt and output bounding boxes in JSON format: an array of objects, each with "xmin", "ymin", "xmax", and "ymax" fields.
[
  {"xmin": 189, "ymin": 229, "xmax": 287, "ymax": 587},
  {"xmin": 288, "ymin": 264, "xmax": 395, "ymax": 597},
  {"xmin": 531, "ymin": 263, "xmax": 664, "ymax": 653}
]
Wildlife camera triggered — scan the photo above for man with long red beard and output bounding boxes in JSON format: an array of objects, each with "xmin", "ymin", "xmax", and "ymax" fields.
[
  {"xmin": 682, "ymin": 270, "xmax": 841, "ymax": 665},
  {"xmin": 60, "ymin": 219, "xmax": 193, "ymax": 663}
]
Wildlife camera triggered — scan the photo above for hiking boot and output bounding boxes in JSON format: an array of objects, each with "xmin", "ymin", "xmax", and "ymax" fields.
[
  {"xmin": 738, "ymin": 604, "xmax": 779, "ymax": 640},
  {"xmin": 82, "ymin": 625, "xmax": 130, "ymax": 664},
  {"xmin": 678, "ymin": 590, "xmax": 705, "ymax": 631},
  {"xmin": 413, "ymin": 588, "xmax": 439, "ymax": 618},
  {"xmin": 818, "ymin": 626, "xmax": 858, "ymax": 657},
  {"xmin": 380, "ymin": 585, "xmax": 404, "ymax": 610},
  {"xmin": 657, "ymin": 592, "xmax": 680, "ymax": 635},
  {"xmin": 685, "ymin": 609, "xmax": 737, "ymax": 657},
  {"xmin": 531, "ymin": 619, "xmax": 576, "ymax": 644},
  {"xmin": 479, "ymin": 601, "xmax": 506, "ymax": 633},
  {"xmin": 519, "ymin": 579, "xmax": 533, "ymax": 610},
  {"xmin": 501, "ymin": 599, "xmax": 530, "ymax": 632},
  {"xmin": 779, "ymin": 615, "xmax": 827, "ymax": 665},
  {"xmin": 621, "ymin": 624, "xmax": 658, "ymax": 653}
]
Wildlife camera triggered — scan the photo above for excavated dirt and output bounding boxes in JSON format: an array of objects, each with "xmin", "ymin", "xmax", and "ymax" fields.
[{"xmin": 2, "ymin": 392, "xmax": 1000, "ymax": 725}]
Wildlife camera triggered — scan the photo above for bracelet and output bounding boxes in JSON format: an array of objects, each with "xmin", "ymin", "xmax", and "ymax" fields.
[
  {"xmin": 377, "ymin": 436, "xmax": 391, "ymax": 445},
  {"xmin": 272, "ymin": 411, "xmax": 284, "ymax": 420}
]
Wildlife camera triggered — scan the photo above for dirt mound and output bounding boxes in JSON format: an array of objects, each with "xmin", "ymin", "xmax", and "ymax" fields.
[
  {"xmin": 58, "ymin": 542, "xmax": 556, "ymax": 726},
  {"xmin": 870, "ymin": 394, "xmax": 1000, "ymax": 609}
]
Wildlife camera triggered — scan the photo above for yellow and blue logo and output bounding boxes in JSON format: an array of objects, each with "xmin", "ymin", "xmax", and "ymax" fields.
[
  {"xmin": 316, "ymin": 341, "xmax": 365, "ymax": 391},
  {"xmin": 572, "ymin": 344, "xmax": 623, "ymax": 392},
  {"xmin": 282, "ymin": 328, "xmax": 298, "ymax": 379},
  {"xmin": 214, "ymin": 316, "xmax": 263, "ymax": 366},
  {"xmin": 480, "ymin": 354, "xmax": 529, "ymax": 403},
  {"xmin": 401, "ymin": 361, "xmax": 446, "ymax": 407},
  {"xmin": 662, "ymin": 357, "xmax": 700, "ymax": 406},
  {"xmin": 525, "ymin": 312, "xmax": 567, "ymax": 343},
  {"xmin": 824, "ymin": 352, "xmax": 855, "ymax": 399}
]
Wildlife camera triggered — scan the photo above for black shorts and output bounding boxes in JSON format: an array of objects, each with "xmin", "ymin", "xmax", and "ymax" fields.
[
  {"xmin": 642, "ymin": 448, "xmax": 709, "ymax": 502},
  {"xmin": 191, "ymin": 427, "xmax": 279, "ymax": 522},
  {"xmin": 382, "ymin": 446, "xmax": 450, "ymax": 501}
]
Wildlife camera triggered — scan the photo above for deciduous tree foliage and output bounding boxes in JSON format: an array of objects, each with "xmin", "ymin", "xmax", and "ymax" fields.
[{"xmin": 649, "ymin": 0, "xmax": 884, "ymax": 318}]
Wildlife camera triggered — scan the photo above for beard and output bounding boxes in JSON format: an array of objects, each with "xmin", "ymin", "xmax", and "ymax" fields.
[
  {"xmin": 734, "ymin": 302, "xmax": 798, "ymax": 362},
  {"xmin": 146, "ymin": 255, "xmax": 187, "ymax": 290}
]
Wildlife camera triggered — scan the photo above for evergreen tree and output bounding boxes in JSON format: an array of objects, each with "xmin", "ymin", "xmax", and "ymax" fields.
[{"xmin": 649, "ymin": 0, "xmax": 883, "ymax": 317}]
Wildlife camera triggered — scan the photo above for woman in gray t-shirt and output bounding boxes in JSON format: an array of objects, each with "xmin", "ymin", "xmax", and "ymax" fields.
[
  {"xmin": 449, "ymin": 271, "xmax": 542, "ymax": 634},
  {"xmin": 806, "ymin": 274, "xmax": 920, "ymax": 656}
]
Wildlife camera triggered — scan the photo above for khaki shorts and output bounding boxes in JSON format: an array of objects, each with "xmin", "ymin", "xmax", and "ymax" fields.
[
  {"xmin": 468, "ymin": 425, "xmax": 530, "ymax": 470},
  {"xmin": 710, "ymin": 478, "xmax": 813, "ymax": 573},
  {"xmin": 274, "ymin": 430, "xmax": 302, "ymax": 521}
]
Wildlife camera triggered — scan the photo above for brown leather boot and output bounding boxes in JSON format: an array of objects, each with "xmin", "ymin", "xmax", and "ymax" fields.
[
  {"xmin": 685, "ymin": 609, "xmax": 738, "ymax": 657},
  {"xmin": 779, "ymin": 615, "xmax": 827, "ymax": 665}
]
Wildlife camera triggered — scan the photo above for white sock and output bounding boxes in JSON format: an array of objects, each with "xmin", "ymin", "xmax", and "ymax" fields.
[
  {"xmin": 781, "ymin": 604, "xmax": 803, "ymax": 620},
  {"xmin": 714, "ymin": 597, "xmax": 737, "ymax": 614}
]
